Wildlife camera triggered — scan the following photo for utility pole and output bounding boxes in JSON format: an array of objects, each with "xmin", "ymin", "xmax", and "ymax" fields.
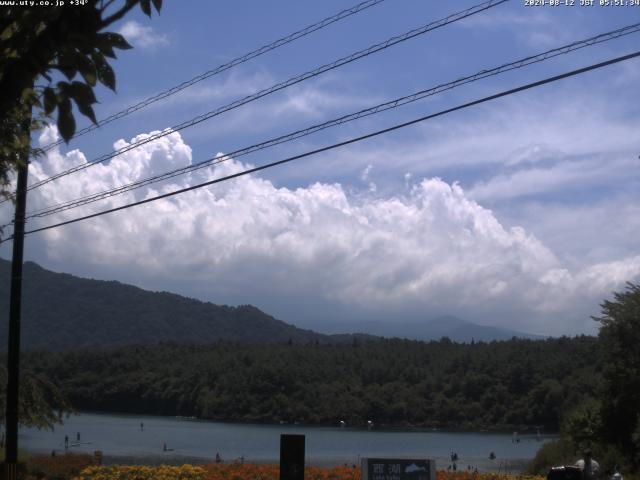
[{"xmin": 4, "ymin": 115, "xmax": 30, "ymax": 480}]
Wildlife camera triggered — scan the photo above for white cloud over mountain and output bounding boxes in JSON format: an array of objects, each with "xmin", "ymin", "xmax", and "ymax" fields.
[{"xmin": 1, "ymin": 126, "xmax": 638, "ymax": 337}]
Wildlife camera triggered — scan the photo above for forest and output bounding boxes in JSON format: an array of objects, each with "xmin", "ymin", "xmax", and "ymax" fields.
[{"xmin": 23, "ymin": 335, "xmax": 600, "ymax": 431}]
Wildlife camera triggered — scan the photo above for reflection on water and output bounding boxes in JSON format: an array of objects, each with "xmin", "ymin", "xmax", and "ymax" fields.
[{"xmin": 20, "ymin": 412, "xmax": 554, "ymax": 472}]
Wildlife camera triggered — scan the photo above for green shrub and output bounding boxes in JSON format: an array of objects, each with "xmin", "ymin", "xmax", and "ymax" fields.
[{"xmin": 526, "ymin": 438, "xmax": 578, "ymax": 475}]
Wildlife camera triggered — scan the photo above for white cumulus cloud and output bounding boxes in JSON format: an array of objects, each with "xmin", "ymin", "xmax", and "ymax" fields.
[
  {"xmin": 118, "ymin": 21, "xmax": 169, "ymax": 49},
  {"xmin": 2, "ymin": 127, "xmax": 639, "ymax": 337}
]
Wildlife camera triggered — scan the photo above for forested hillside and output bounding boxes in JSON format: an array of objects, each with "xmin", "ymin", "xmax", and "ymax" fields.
[
  {"xmin": 0, "ymin": 259, "xmax": 367, "ymax": 349},
  {"xmin": 24, "ymin": 336, "xmax": 600, "ymax": 431}
]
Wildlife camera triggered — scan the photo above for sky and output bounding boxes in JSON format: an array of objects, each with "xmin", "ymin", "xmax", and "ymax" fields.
[{"xmin": 2, "ymin": 0, "xmax": 640, "ymax": 337}]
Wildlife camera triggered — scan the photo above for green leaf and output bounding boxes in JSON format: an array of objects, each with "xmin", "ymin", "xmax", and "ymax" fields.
[
  {"xmin": 95, "ymin": 36, "xmax": 116, "ymax": 59},
  {"xmin": 97, "ymin": 61, "xmax": 116, "ymax": 91},
  {"xmin": 69, "ymin": 81, "xmax": 97, "ymax": 105},
  {"xmin": 56, "ymin": 81, "xmax": 70, "ymax": 98},
  {"xmin": 76, "ymin": 102, "xmax": 97, "ymax": 126},
  {"xmin": 90, "ymin": 51, "xmax": 107, "ymax": 71},
  {"xmin": 151, "ymin": 0, "xmax": 162, "ymax": 12},
  {"xmin": 56, "ymin": 80, "xmax": 70, "ymax": 94},
  {"xmin": 140, "ymin": 0, "xmax": 152, "ymax": 16},
  {"xmin": 80, "ymin": 70, "xmax": 97, "ymax": 87},
  {"xmin": 56, "ymin": 64, "xmax": 76, "ymax": 81},
  {"xmin": 90, "ymin": 52, "xmax": 116, "ymax": 91},
  {"xmin": 43, "ymin": 87, "xmax": 56, "ymax": 115},
  {"xmin": 68, "ymin": 81, "xmax": 99, "ymax": 124},
  {"xmin": 34, "ymin": 21, "xmax": 47, "ymax": 36},
  {"xmin": 101, "ymin": 45, "xmax": 117, "ymax": 59},
  {"xmin": 57, "ymin": 97, "xmax": 76, "ymax": 142},
  {"xmin": 76, "ymin": 54, "xmax": 97, "ymax": 87},
  {"xmin": 56, "ymin": 50, "xmax": 78, "ymax": 80},
  {"xmin": 21, "ymin": 87, "xmax": 39, "ymax": 106},
  {"xmin": 103, "ymin": 32, "xmax": 133, "ymax": 50},
  {"xmin": 0, "ymin": 22, "xmax": 18, "ymax": 41}
]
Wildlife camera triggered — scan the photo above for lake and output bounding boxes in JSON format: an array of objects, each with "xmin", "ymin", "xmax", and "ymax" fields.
[{"xmin": 19, "ymin": 412, "xmax": 555, "ymax": 472}]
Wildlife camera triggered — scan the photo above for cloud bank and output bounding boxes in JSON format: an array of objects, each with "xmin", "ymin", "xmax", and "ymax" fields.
[{"xmin": 2, "ymin": 126, "xmax": 638, "ymax": 337}]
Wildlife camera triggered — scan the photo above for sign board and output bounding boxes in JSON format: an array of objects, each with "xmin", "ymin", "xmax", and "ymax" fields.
[{"xmin": 362, "ymin": 458, "xmax": 436, "ymax": 480}]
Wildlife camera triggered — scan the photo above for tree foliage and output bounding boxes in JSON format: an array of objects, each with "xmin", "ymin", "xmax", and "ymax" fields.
[
  {"xmin": 0, "ymin": 0, "xmax": 162, "ymax": 200},
  {"xmin": 531, "ymin": 283, "xmax": 640, "ymax": 474},
  {"xmin": 23, "ymin": 336, "xmax": 601, "ymax": 431},
  {"xmin": 594, "ymin": 282, "xmax": 640, "ymax": 469},
  {"xmin": 562, "ymin": 399, "xmax": 602, "ymax": 451},
  {"xmin": 0, "ymin": 365, "xmax": 72, "ymax": 430}
]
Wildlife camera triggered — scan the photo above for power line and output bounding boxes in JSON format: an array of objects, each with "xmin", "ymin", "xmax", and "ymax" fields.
[
  {"xmin": 25, "ymin": 0, "xmax": 508, "ymax": 192},
  {"xmin": 8, "ymin": 49, "xmax": 637, "ymax": 241},
  {"xmin": 24, "ymin": 22, "xmax": 640, "ymax": 219},
  {"xmin": 39, "ymin": 0, "xmax": 388, "ymax": 153}
]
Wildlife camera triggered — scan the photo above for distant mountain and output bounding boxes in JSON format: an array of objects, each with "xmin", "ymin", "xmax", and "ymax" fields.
[
  {"xmin": 350, "ymin": 315, "xmax": 543, "ymax": 342},
  {"xmin": 0, "ymin": 259, "xmax": 372, "ymax": 351}
]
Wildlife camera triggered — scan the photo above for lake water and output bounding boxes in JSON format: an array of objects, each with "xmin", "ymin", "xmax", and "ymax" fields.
[{"xmin": 20, "ymin": 412, "xmax": 554, "ymax": 472}]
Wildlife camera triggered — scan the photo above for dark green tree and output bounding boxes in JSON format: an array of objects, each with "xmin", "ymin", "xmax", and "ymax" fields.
[
  {"xmin": 0, "ymin": 366, "xmax": 72, "ymax": 430},
  {"xmin": 0, "ymin": 0, "xmax": 162, "ymax": 201},
  {"xmin": 594, "ymin": 282, "xmax": 640, "ymax": 468},
  {"xmin": 562, "ymin": 398, "xmax": 602, "ymax": 451}
]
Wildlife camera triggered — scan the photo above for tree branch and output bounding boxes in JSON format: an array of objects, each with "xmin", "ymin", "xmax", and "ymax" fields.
[
  {"xmin": 100, "ymin": 0, "xmax": 118, "ymax": 14},
  {"xmin": 100, "ymin": 1, "xmax": 137, "ymax": 29}
]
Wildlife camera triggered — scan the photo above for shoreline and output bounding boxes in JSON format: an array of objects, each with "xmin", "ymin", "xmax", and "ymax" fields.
[{"xmin": 71, "ymin": 410, "xmax": 559, "ymax": 437}]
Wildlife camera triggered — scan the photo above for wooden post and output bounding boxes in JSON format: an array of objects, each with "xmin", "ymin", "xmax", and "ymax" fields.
[{"xmin": 280, "ymin": 434, "xmax": 305, "ymax": 480}]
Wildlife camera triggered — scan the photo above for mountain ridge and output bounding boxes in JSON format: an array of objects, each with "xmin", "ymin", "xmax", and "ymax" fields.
[
  {"xmin": 0, "ymin": 258, "xmax": 541, "ymax": 349},
  {"xmin": 0, "ymin": 259, "xmax": 355, "ymax": 350},
  {"xmin": 360, "ymin": 314, "xmax": 544, "ymax": 342}
]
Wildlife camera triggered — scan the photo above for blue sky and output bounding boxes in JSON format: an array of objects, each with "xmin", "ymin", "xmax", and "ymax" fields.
[{"xmin": 2, "ymin": 0, "xmax": 640, "ymax": 336}]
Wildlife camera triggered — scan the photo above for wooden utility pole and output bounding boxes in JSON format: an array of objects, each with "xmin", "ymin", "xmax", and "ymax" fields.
[{"xmin": 4, "ymin": 116, "xmax": 30, "ymax": 480}]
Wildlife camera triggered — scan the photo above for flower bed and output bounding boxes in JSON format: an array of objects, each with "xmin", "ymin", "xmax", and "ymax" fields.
[
  {"xmin": 203, "ymin": 464, "xmax": 361, "ymax": 480},
  {"xmin": 26, "ymin": 453, "xmax": 96, "ymax": 480},
  {"xmin": 21, "ymin": 455, "xmax": 549, "ymax": 480},
  {"xmin": 437, "ymin": 472, "xmax": 545, "ymax": 480},
  {"xmin": 71, "ymin": 464, "xmax": 546, "ymax": 480},
  {"xmin": 72, "ymin": 464, "xmax": 207, "ymax": 480}
]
